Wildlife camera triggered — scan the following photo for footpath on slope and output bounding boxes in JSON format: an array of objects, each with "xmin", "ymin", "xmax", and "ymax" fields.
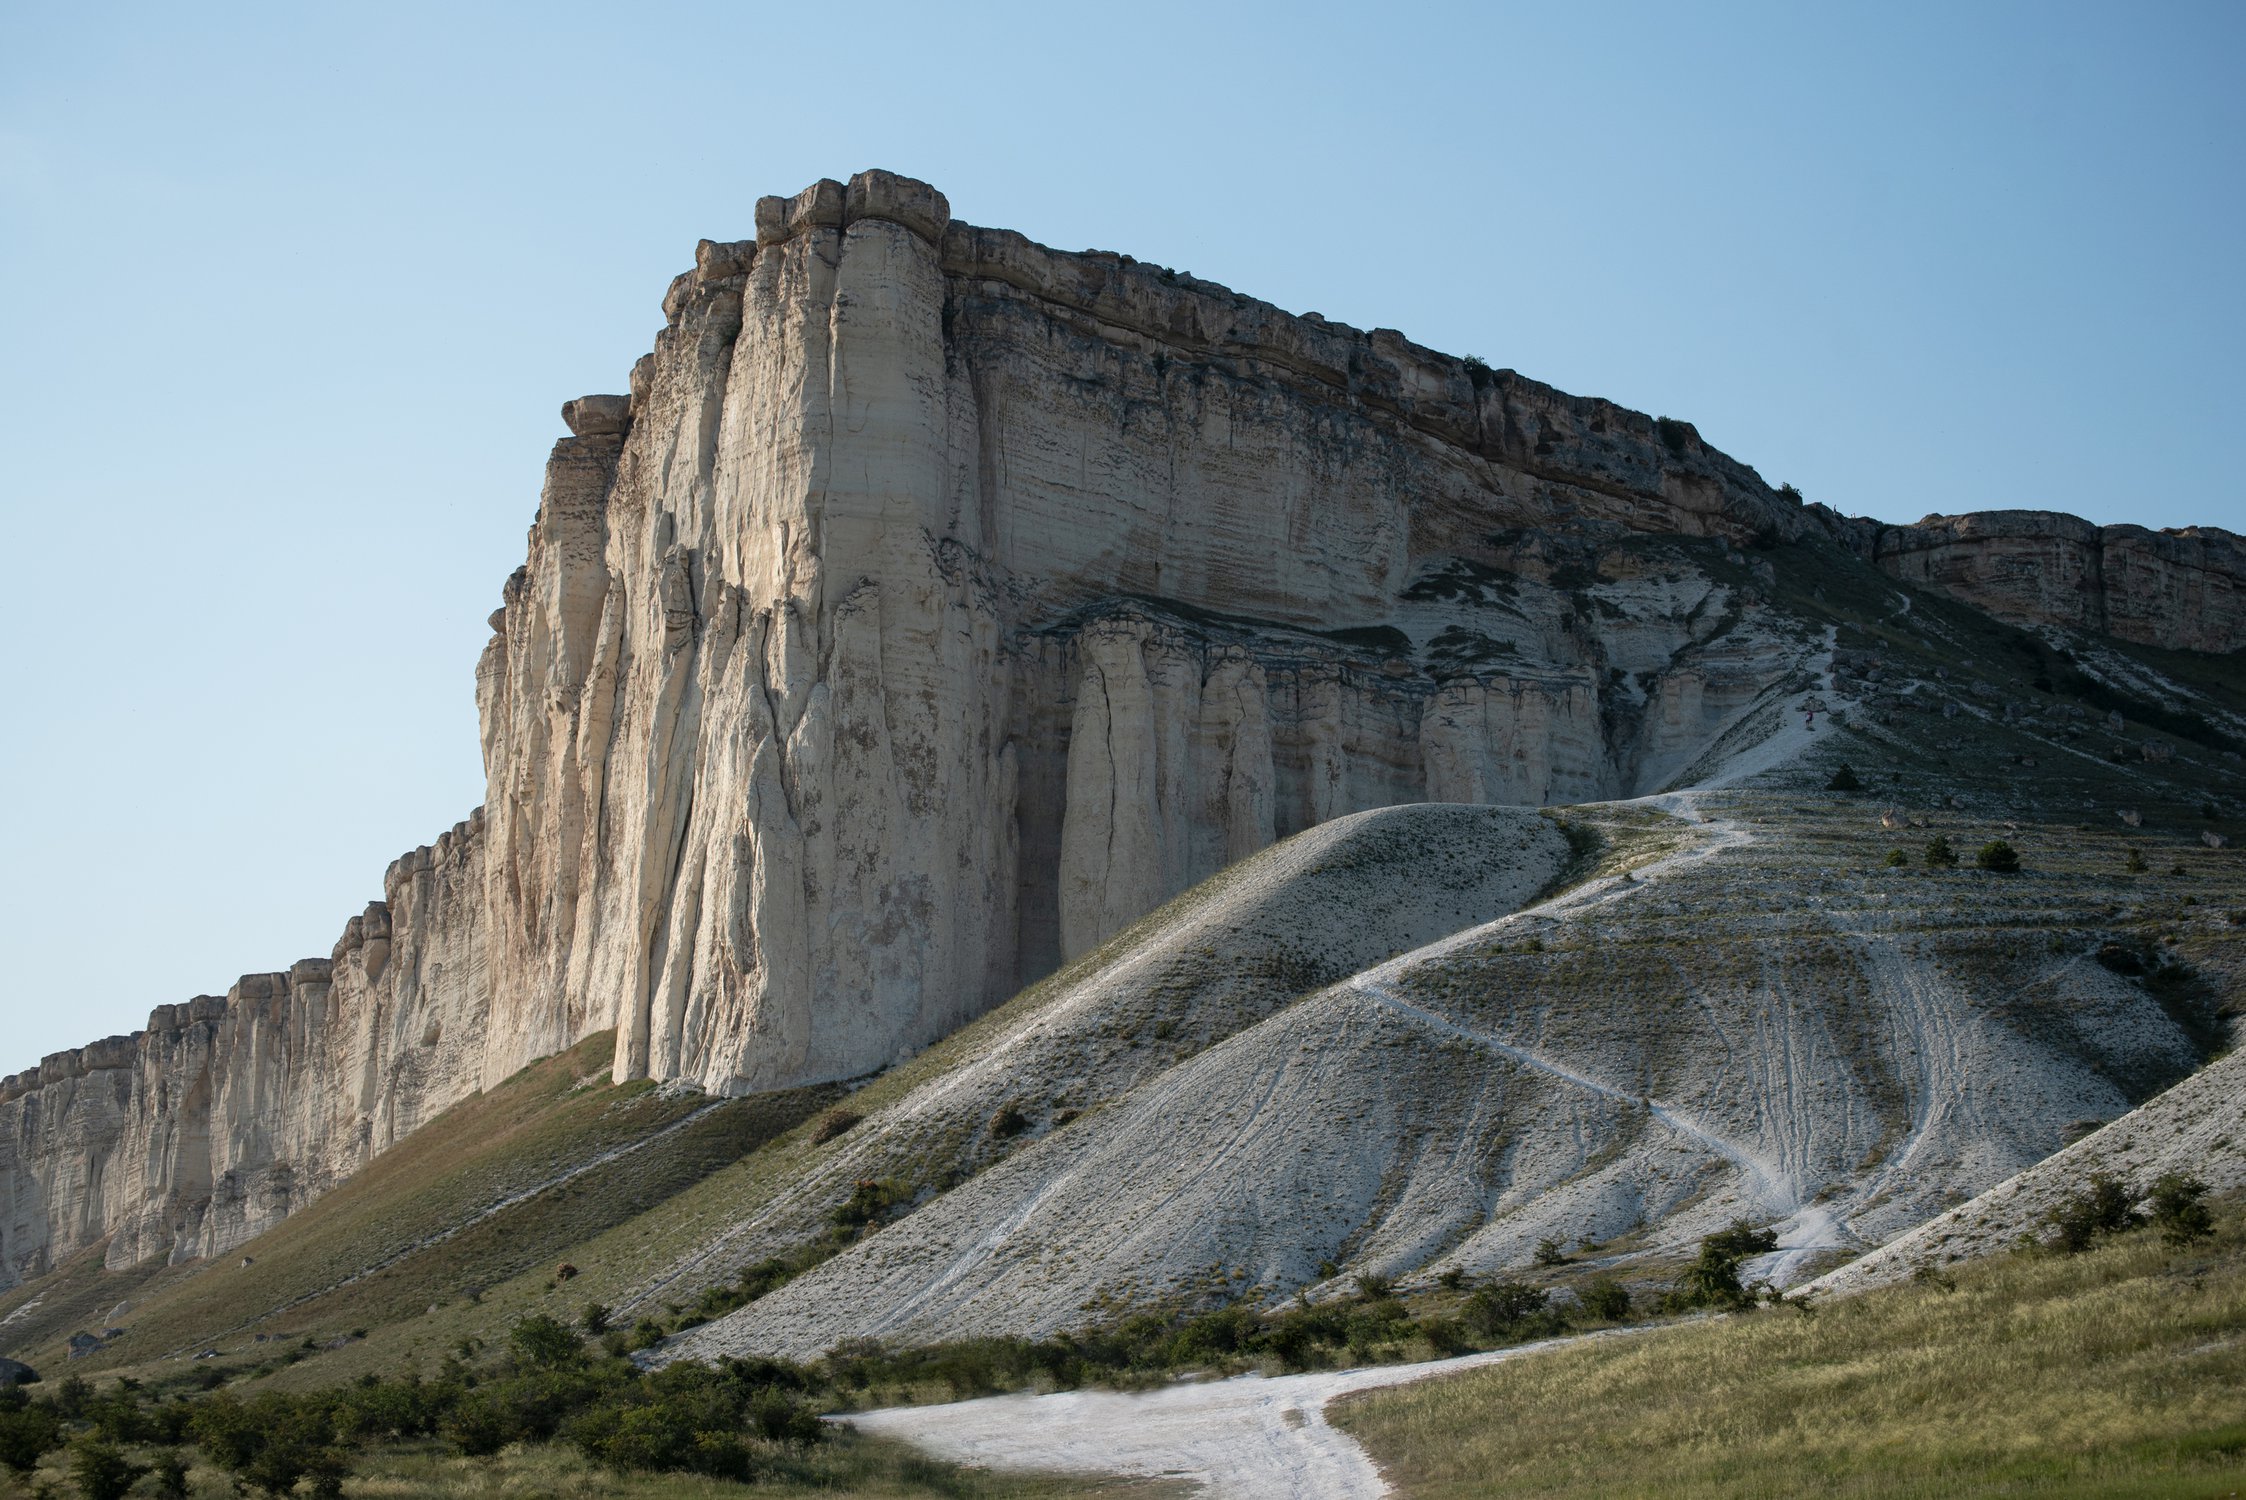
[{"xmin": 842, "ymin": 1334, "xmax": 1635, "ymax": 1500}]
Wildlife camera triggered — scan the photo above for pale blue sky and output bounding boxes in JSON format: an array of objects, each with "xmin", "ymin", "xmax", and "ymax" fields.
[{"xmin": 3, "ymin": 1, "xmax": 2242, "ymax": 1069}]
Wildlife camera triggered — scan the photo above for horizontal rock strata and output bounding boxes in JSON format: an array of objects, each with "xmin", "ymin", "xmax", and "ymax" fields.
[{"xmin": 1871, "ymin": 510, "xmax": 2246, "ymax": 652}]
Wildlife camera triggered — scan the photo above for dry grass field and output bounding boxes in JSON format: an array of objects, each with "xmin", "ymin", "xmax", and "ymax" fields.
[{"xmin": 1334, "ymin": 1202, "xmax": 2246, "ymax": 1499}]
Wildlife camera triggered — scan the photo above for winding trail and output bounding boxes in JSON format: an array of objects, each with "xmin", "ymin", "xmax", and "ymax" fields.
[{"xmin": 844, "ymin": 1333, "xmax": 1631, "ymax": 1499}]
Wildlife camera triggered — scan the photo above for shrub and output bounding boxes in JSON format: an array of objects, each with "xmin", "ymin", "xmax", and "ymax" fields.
[
  {"xmin": 1533, "ymin": 1238, "xmax": 1569, "ymax": 1267},
  {"xmin": 1976, "ymin": 839, "xmax": 2021, "ymax": 873},
  {"xmin": 1655, "ymin": 416, "xmax": 1693, "ymax": 454},
  {"xmin": 1353, "ymin": 1271, "xmax": 1396, "ymax": 1301},
  {"xmin": 1462, "ymin": 354, "xmax": 1494, "ymax": 389},
  {"xmin": 2044, "ymin": 1172, "xmax": 2143, "ymax": 1254},
  {"xmin": 829, "ymin": 1178, "xmax": 910, "ymax": 1234},
  {"xmin": 0, "ymin": 1401, "xmax": 62, "ymax": 1474},
  {"xmin": 1464, "ymin": 1281, "xmax": 1551, "ymax": 1339},
  {"xmin": 1924, "ymin": 835, "xmax": 1957, "ymax": 869},
  {"xmin": 1885, "ymin": 848, "xmax": 1909, "ymax": 867},
  {"xmin": 1670, "ymin": 1221, "xmax": 1779, "ymax": 1310},
  {"xmin": 335, "ymin": 1377, "xmax": 447, "ymax": 1443},
  {"xmin": 1825, "ymin": 764, "xmax": 1862, "ymax": 792},
  {"xmin": 193, "ymin": 1393, "xmax": 346, "ymax": 1499},
  {"xmin": 581, "ymin": 1302, "xmax": 611, "ymax": 1336},
  {"xmin": 1578, "ymin": 1278, "xmax": 1632, "ymax": 1322},
  {"xmin": 810, "ymin": 1108, "xmax": 862, "ymax": 1145},
  {"xmin": 990, "ymin": 1102, "xmax": 1030, "ymax": 1139},
  {"xmin": 2126, "ymin": 848, "xmax": 2149, "ymax": 873},
  {"xmin": 149, "ymin": 1451, "xmax": 190, "ymax": 1500},
  {"xmin": 69, "ymin": 1439, "xmax": 146, "ymax": 1500},
  {"xmin": 510, "ymin": 1314, "xmax": 585, "ymax": 1370},
  {"xmin": 1437, "ymin": 1267, "xmax": 1467, "ymax": 1291},
  {"xmin": 1419, "ymin": 1316, "xmax": 1471, "ymax": 1356},
  {"xmin": 2148, "ymin": 1172, "xmax": 2214, "ymax": 1246}
]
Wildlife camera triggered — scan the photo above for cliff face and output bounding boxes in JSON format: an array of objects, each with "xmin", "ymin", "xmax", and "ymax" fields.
[
  {"xmin": 7, "ymin": 169, "xmax": 2235, "ymax": 1292},
  {"xmin": 1, "ymin": 822, "xmax": 491, "ymax": 1284},
  {"xmin": 1873, "ymin": 510, "xmax": 2246, "ymax": 652},
  {"xmin": 468, "ymin": 170, "xmax": 1812, "ymax": 1100}
]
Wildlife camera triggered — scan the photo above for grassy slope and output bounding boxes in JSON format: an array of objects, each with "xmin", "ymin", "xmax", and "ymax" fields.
[
  {"xmin": 1, "ymin": 1034, "xmax": 833, "ymax": 1380},
  {"xmin": 1336, "ymin": 1205, "xmax": 2246, "ymax": 1500}
]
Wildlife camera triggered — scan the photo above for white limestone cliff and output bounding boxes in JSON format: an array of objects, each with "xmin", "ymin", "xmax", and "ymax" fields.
[{"xmin": 9, "ymin": 169, "xmax": 2222, "ymax": 1291}]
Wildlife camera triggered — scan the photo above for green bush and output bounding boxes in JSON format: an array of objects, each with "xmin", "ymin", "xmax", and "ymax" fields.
[
  {"xmin": 2044, "ymin": 1173, "xmax": 2143, "ymax": 1254},
  {"xmin": 0, "ymin": 1399, "xmax": 63, "ymax": 1474},
  {"xmin": 1578, "ymin": 1277, "xmax": 1632, "ymax": 1322},
  {"xmin": 810, "ymin": 1108, "xmax": 863, "ymax": 1145},
  {"xmin": 1825, "ymin": 764, "xmax": 1862, "ymax": 792},
  {"xmin": 829, "ymin": 1178, "xmax": 910, "ymax": 1235},
  {"xmin": 2148, "ymin": 1172, "xmax": 2214, "ymax": 1246},
  {"xmin": 1976, "ymin": 839, "xmax": 2021, "ymax": 872},
  {"xmin": 581, "ymin": 1301, "xmax": 611, "ymax": 1335},
  {"xmin": 1669, "ymin": 1221, "xmax": 1778, "ymax": 1310},
  {"xmin": 510, "ymin": 1314, "xmax": 585, "ymax": 1370},
  {"xmin": 149, "ymin": 1450, "xmax": 190, "ymax": 1500},
  {"xmin": 1464, "ymin": 1281, "xmax": 1552, "ymax": 1339},
  {"xmin": 1885, "ymin": 848, "xmax": 1909, "ymax": 867},
  {"xmin": 192, "ymin": 1392, "xmax": 347, "ymax": 1499},
  {"xmin": 1533, "ymin": 1238, "xmax": 1569, "ymax": 1267},
  {"xmin": 1924, "ymin": 835, "xmax": 1957, "ymax": 869},
  {"xmin": 68, "ymin": 1439, "xmax": 146, "ymax": 1500}
]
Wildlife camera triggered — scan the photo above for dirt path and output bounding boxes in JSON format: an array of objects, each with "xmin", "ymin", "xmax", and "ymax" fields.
[{"xmin": 842, "ymin": 1336, "xmax": 1618, "ymax": 1498}]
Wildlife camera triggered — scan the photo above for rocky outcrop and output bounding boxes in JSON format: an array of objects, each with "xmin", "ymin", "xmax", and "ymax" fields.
[
  {"xmin": 1872, "ymin": 511, "xmax": 2246, "ymax": 652},
  {"xmin": 0, "ymin": 821, "xmax": 492, "ymax": 1285}
]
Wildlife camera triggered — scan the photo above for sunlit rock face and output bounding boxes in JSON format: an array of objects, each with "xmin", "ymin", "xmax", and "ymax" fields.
[
  {"xmin": 468, "ymin": 169, "xmax": 1815, "ymax": 1103},
  {"xmin": 1872, "ymin": 510, "xmax": 2246, "ymax": 652}
]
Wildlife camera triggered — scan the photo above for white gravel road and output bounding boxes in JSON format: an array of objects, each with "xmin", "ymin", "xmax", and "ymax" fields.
[{"xmin": 840, "ymin": 1336, "xmax": 1610, "ymax": 1498}]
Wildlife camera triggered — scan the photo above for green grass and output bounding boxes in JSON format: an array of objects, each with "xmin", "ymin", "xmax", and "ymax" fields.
[
  {"xmin": 1334, "ymin": 1206, "xmax": 2246, "ymax": 1499},
  {"xmin": 8, "ymin": 1427, "xmax": 1174, "ymax": 1499},
  {"xmin": 5, "ymin": 1035, "xmax": 832, "ymax": 1380}
]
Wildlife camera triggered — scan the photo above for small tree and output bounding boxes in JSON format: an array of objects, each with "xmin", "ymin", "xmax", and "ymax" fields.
[
  {"xmin": 2147, "ymin": 1172, "xmax": 2214, "ymax": 1246},
  {"xmin": 149, "ymin": 1451, "xmax": 190, "ymax": 1500},
  {"xmin": 1464, "ymin": 1281, "xmax": 1551, "ymax": 1339},
  {"xmin": 0, "ymin": 1400, "xmax": 63, "ymax": 1474},
  {"xmin": 509, "ymin": 1314, "xmax": 584, "ymax": 1370},
  {"xmin": 2126, "ymin": 848, "xmax": 2149, "ymax": 874},
  {"xmin": 1826, "ymin": 763, "xmax": 1863, "ymax": 792},
  {"xmin": 1885, "ymin": 848, "xmax": 1909, "ymax": 868},
  {"xmin": 1925, "ymin": 835, "xmax": 1958, "ymax": 869},
  {"xmin": 580, "ymin": 1302, "xmax": 611, "ymax": 1336},
  {"xmin": 2044, "ymin": 1173, "xmax": 2143, "ymax": 1253},
  {"xmin": 1533, "ymin": 1238, "xmax": 1568, "ymax": 1267},
  {"xmin": 1671, "ymin": 1221, "xmax": 1779, "ymax": 1310},
  {"xmin": 69, "ymin": 1439, "xmax": 147, "ymax": 1500},
  {"xmin": 1578, "ymin": 1277, "xmax": 1632, "ymax": 1321},
  {"xmin": 1976, "ymin": 840, "xmax": 2021, "ymax": 873}
]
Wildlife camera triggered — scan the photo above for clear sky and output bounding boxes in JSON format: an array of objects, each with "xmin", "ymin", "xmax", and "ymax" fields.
[{"xmin": 3, "ymin": 1, "xmax": 2242, "ymax": 1071}]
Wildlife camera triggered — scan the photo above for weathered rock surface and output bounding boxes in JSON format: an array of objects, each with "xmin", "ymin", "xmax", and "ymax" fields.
[
  {"xmin": 1806, "ymin": 1047, "xmax": 2246, "ymax": 1298},
  {"xmin": 1872, "ymin": 510, "xmax": 2246, "ymax": 652},
  {"xmin": 4, "ymin": 169, "xmax": 2238, "ymax": 1291}
]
